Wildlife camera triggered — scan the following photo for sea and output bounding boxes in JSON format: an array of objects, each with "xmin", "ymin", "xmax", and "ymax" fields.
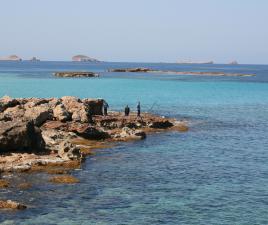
[{"xmin": 0, "ymin": 61, "xmax": 268, "ymax": 225}]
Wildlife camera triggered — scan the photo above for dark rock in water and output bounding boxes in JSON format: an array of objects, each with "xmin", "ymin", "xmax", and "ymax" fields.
[
  {"xmin": 0, "ymin": 200, "xmax": 27, "ymax": 210},
  {"xmin": 54, "ymin": 71, "xmax": 99, "ymax": 78},
  {"xmin": 0, "ymin": 120, "xmax": 45, "ymax": 152},
  {"xmin": 149, "ymin": 120, "xmax": 174, "ymax": 129},
  {"xmin": 108, "ymin": 68, "xmax": 152, "ymax": 73}
]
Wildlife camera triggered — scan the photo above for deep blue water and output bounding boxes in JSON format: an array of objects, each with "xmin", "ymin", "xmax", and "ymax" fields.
[{"xmin": 0, "ymin": 61, "xmax": 268, "ymax": 225}]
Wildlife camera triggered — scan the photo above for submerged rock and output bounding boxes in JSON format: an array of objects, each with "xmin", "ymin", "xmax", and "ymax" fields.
[
  {"xmin": 49, "ymin": 175, "xmax": 79, "ymax": 184},
  {"xmin": 0, "ymin": 179, "xmax": 9, "ymax": 188}
]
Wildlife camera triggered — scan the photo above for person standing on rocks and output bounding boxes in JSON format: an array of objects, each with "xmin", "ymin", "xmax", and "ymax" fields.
[
  {"xmin": 103, "ymin": 101, "xmax": 109, "ymax": 116},
  {"xmin": 137, "ymin": 102, "xmax": 141, "ymax": 117},
  {"xmin": 125, "ymin": 105, "xmax": 130, "ymax": 116},
  {"xmin": 88, "ymin": 107, "xmax": 94, "ymax": 124}
]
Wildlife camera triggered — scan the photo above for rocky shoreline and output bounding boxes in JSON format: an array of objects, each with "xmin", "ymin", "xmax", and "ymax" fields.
[
  {"xmin": 0, "ymin": 95, "xmax": 187, "ymax": 180},
  {"xmin": 0, "ymin": 95, "xmax": 188, "ymax": 209},
  {"xmin": 108, "ymin": 67, "xmax": 255, "ymax": 77}
]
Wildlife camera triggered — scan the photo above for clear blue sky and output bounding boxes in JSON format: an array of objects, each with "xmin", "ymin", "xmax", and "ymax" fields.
[{"xmin": 0, "ymin": 0, "xmax": 267, "ymax": 64}]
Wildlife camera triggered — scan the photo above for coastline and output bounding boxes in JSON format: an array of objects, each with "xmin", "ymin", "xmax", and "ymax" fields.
[{"xmin": 0, "ymin": 96, "xmax": 188, "ymax": 209}]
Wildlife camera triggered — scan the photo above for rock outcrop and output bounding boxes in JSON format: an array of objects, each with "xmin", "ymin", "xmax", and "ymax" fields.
[
  {"xmin": 0, "ymin": 96, "xmax": 187, "ymax": 172},
  {"xmin": 108, "ymin": 68, "xmax": 153, "ymax": 73},
  {"xmin": 0, "ymin": 200, "xmax": 27, "ymax": 210},
  {"xmin": 54, "ymin": 72, "xmax": 99, "ymax": 78},
  {"xmin": 0, "ymin": 96, "xmax": 104, "ymax": 155},
  {"xmin": 0, "ymin": 120, "xmax": 45, "ymax": 152}
]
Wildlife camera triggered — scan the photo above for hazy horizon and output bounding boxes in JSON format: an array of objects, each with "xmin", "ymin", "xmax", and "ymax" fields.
[{"xmin": 0, "ymin": 0, "xmax": 267, "ymax": 64}]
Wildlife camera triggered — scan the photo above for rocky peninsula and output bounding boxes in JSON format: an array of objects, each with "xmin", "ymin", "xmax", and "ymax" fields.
[
  {"xmin": 0, "ymin": 96, "xmax": 187, "ymax": 174},
  {"xmin": 108, "ymin": 67, "xmax": 255, "ymax": 77},
  {"xmin": 54, "ymin": 71, "xmax": 99, "ymax": 78}
]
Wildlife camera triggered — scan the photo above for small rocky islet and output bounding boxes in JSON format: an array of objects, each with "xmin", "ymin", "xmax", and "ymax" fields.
[
  {"xmin": 0, "ymin": 95, "xmax": 187, "ymax": 209},
  {"xmin": 54, "ymin": 71, "xmax": 99, "ymax": 78},
  {"xmin": 108, "ymin": 67, "xmax": 255, "ymax": 77}
]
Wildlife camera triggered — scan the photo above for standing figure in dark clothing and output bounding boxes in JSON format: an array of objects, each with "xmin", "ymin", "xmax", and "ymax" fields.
[
  {"xmin": 137, "ymin": 101, "xmax": 141, "ymax": 117},
  {"xmin": 88, "ymin": 107, "xmax": 94, "ymax": 124},
  {"xmin": 103, "ymin": 101, "xmax": 109, "ymax": 116},
  {"xmin": 125, "ymin": 105, "xmax": 130, "ymax": 116}
]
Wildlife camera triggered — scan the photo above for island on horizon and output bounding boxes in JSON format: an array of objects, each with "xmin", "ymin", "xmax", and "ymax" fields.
[{"xmin": 72, "ymin": 55, "xmax": 99, "ymax": 62}]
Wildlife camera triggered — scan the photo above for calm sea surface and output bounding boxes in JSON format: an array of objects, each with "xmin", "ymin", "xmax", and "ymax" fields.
[{"xmin": 0, "ymin": 61, "xmax": 268, "ymax": 225}]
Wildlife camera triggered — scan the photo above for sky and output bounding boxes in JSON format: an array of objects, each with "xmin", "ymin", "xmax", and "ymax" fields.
[{"xmin": 0, "ymin": 0, "xmax": 267, "ymax": 64}]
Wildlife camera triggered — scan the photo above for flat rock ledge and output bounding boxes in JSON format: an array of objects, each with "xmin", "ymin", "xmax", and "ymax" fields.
[
  {"xmin": 108, "ymin": 67, "xmax": 255, "ymax": 77},
  {"xmin": 54, "ymin": 71, "xmax": 99, "ymax": 78},
  {"xmin": 0, "ymin": 96, "xmax": 188, "ymax": 173}
]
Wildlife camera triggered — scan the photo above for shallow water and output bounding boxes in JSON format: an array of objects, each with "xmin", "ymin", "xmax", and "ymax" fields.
[{"xmin": 0, "ymin": 62, "xmax": 268, "ymax": 224}]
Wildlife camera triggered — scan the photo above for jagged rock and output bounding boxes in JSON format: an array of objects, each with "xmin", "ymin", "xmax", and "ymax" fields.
[
  {"xmin": 2, "ymin": 105, "xmax": 25, "ymax": 121},
  {"xmin": 23, "ymin": 98, "xmax": 49, "ymax": 108},
  {"xmin": 0, "ymin": 200, "xmax": 27, "ymax": 210},
  {"xmin": 53, "ymin": 104, "xmax": 71, "ymax": 122},
  {"xmin": 0, "ymin": 120, "xmax": 45, "ymax": 152},
  {"xmin": 41, "ymin": 129, "xmax": 77, "ymax": 150},
  {"xmin": 0, "ymin": 96, "xmax": 19, "ymax": 112},
  {"xmin": 82, "ymin": 98, "xmax": 104, "ymax": 115},
  {"xmin": 61, "ymin": 96, "xmax": 89, "ymax": 123},
  {"xmin": 58, "ymin": 141, "xmax": 82, "ymax": 160},
  {"xmin": 118, "ymin": 127, "xmax": 146, "ymax": 140},
  {"xmin": 24, "ymin": 104, "xmax": 51, "ymax": 126},
  {"xmin": 68, "ymin": 123, "xmax": 109, "ymax": 140},
  {"xmin": 41, "ymin": 121, "xmax": 67, "ymax": 130}
]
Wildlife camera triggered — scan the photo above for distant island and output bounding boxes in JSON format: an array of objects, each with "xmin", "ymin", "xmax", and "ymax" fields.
[
  {"xmin": 229, "ymin": 60, "xmax": 238, "ymax": 65},
  {"xmin": 0, "ymin": 55, "xmax": 22, "ymax": 61},
  {"xmin": 29, "ymin": 57, "xmax": 40, "ymax": 62},
  {"xmin": 176, "ymin": 60, "xmax": 214, "ymax": 64},
  {"xmin": 72, "ymin": 55, "xmax": 99, "ymax": 62}
]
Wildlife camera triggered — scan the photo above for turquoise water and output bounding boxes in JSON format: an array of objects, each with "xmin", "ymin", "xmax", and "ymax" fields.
[{"xmin": 0, "ymin": 62, "xmax": 268, "ymax": 224}]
